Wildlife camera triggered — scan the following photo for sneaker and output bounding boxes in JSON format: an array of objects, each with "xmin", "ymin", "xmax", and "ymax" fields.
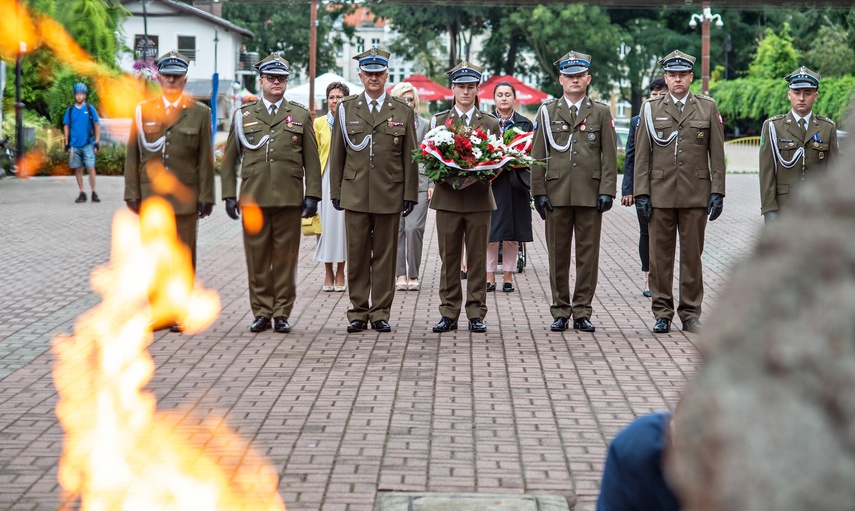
[
  {"xmin": 91, "ymin": 192, "xmax": 100, "ymax": 203},
  {"xmin": 75, "ymin": 192, "xmax": 87, "ymax": 203}
]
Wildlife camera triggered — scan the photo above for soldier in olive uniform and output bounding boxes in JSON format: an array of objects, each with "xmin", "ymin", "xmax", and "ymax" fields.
[
  {"xmin": 634, "ymin": 50, "xmax": 726, "ymax": 334},
  {"xmin": 221, "ymin": 54, "xmax": 322, "ymax": 334},
  {"xmin": 329, "ymin": 47, "xmax": 419, "ymax": 333},
  {"xmin": 759, "ymin": 67, "xmax": 839, "ymax": 223},
  {"xmin": 430, "ymin": 62, "xmax": 500, "ymax": 334},
  {"xmin": 124, "ymin": 51, "xmax": 215, "ymax": 333},
  {"xmin": 531, "ymin": 51, "xmax": 618, "ymax": 333}
]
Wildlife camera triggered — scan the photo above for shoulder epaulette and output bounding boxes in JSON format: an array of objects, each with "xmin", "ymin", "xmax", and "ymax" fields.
[
  {"xmin": 434, "ymin": 108, "xmax": 451, "ymax": 117},
  {"xmin": 816, "ymin": 115, "xmax": 836, "ymax": 126},
  {"xmin": 340, "ymin": 94, "xmax": 359, "ymax": 103},
  {"xmin": 390, "ymin": 96, "xmax": 409, "ymax": 106},
  {"xmin": 543, "ymin": 98, "xmax": 558, "ymax": 105},
  {"xmin": 593, "ymin": 98, "xmax": 609, "ymax": 105},
  {"xmin": 288, "ymin": 99, "xmax": 308, "ymax": 111},
  {"xmin": 694, "ymin": 93, "xmax": 715, "ymax": 102},
  {"xmin": 768, "ymin": 114, "xmax": 786, "ymax": 121},
  {"xmin": 241, "ymin": 99, "xmax": 259, "ymax": 108}
]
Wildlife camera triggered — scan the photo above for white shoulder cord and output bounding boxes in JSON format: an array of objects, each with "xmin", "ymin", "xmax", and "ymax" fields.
[
  {"xmin": 767, "ymin": 121, "xmax": 805, "ymax": 175},
  {"xmin": 539, "ymin": 105, "xmax": 572, "ymax": 157},
  {"xmin": 430, "ymin": 116, "xmax": 437, "ymax": 130},
  {"xmin": 232, "ymin": 107, "xmax": 270, "ymax": 151},
  {"xmin": 135, "ymin": 104, "xmax": 166, "ymax": 158},
  {"xmin": 642, "ymin": 101, "xmax": 679, "ymax": 162},
  {"xmin": 338, "ymin": 103, "xmax": 373, "ymax": 158}
]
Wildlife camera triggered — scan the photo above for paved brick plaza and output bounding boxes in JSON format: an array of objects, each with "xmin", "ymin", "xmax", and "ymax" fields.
[{"xmin": 0, "ymin": 175, "xmax": 763, "ymax": 510}]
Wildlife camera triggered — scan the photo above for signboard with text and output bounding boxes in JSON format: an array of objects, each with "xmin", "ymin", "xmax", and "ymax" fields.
[{"xmin": 134, "ymin": 35, "xmax": 159, "ymax": 60}]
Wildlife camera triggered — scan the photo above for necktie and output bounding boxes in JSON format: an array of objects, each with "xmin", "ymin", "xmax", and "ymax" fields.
[
  {"xmin": 370, "ymin": 100, "xmax": 379, "ymax": 123},
  {"xmin": 675, "ymin": 100, "xmax": 684, "ymax": 113},
  {"xmin": 570, "ymin": 105, "xmax": 578, "ymax": 126},
  {"xmin": 269, "ymin": 104, "xmax": 277, "ymax": 118},
  {"xmin": 463, "ymin": 114, "xmax": 470, "ymax": 126},
  {"xmin": 798, "ymin": 118, "xmax": 806, "ymax": 137},
  {"xmin": 165, "ymin": 105, "xmax": 173, "ymax": 118}
]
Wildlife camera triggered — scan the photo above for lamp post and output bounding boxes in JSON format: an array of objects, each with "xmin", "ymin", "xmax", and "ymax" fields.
[
  {"xmin": 15, "ymin": 41, "xmax": 25, "ymax": 165},
  {"xmin": 688, "ymin": 2, "xmax": 723, "ymax": 95}
]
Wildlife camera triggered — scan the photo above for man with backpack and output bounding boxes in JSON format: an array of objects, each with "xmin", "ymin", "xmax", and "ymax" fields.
[{"xmin": 63, "ymin": 82, "xmax": 101, "ymax": 203}]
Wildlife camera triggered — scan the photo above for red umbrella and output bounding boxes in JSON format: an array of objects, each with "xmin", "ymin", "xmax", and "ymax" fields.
[
  {"xmin": 478, "ymin": 75, "xmax": 550, "ymax": 106},
  {"xmin": 388, "ymin": 74, "xmax": 453, "ymax": 102}
]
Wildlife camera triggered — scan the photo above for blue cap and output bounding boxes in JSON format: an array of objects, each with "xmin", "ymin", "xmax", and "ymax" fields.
[
  {"xmin": 354, "ymin": 47, "xmax": 391, "ymax": 72},
  {"xmin": 73, "ymin": 82, "xmax": 87, "ymax": 94},
  {"xmin": 555, "ymin": 51, "xmax": 591, "ymax": 75},
  {"xmin": 785, "ymin": 66, "xmax": 820, "ymax": 89},
  {"xmin": 448, "ymin": 61, "xmax": 483, "ymax": 84},
  {"xmin": 659, "ymin": 50, "xmax": 696, "ymax": 72},
  {"xmin": 157, "ymin": 51, "xmax": 189, "ymax": 76},
  {"xmin": 255, "ymin": 53, "xmax": 290, "ymax": 76}
]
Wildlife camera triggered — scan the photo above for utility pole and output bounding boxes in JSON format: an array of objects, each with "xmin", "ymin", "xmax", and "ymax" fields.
[{"xmin": 309, "ymin": 0, "xmax": 318, "ymax": 114}]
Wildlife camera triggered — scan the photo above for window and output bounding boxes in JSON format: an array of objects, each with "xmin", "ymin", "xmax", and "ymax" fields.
[
  {"xmin": 371, "ymin": 38, "xmax": 381, "ymax": 47},
  {"xmin": 177, "ymin": 35, "xmax": 196, "ymax": 61},
  {"xmin": 356, "ymin": 37, "xmax": 365, "ymax": 54}
]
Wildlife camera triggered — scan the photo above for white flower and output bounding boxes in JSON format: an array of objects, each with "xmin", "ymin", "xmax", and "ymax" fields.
[
  {"xmin": 472, "ymin": 147, "xmax": 483, "ymax": 159},
  {"xmin": 469, "ymin": 135, "xmax": 482, "ymax": 145}
]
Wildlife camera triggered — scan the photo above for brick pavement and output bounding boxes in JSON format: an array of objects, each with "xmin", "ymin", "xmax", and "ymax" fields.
[{"xmin": 0, "ymin": 175, "xmax": 763, "ymax": 510}]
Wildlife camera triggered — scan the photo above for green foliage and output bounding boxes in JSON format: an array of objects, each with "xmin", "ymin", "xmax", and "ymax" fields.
[
  {"xmin": 748, "ymin": 25, "xmax": 799, "ymax": 80},
  {"xmin": 222, "ymin": 2, "xmax": 352, "ymax": 74},
  {"xmin": 57, "ymin": 0, "xmax": 124, "ymax": 67},
  {"xmin": 803, "ymin": 24, "xmax": 855, "ymax": 78},
  {"xmin": 710, "ymin": 76, "xmax": 855, "ymax": 128},
  {"xmin": 46, "ymin": 69, "xmax": 100, "ymax": 127},
  {"xmin": 40, "ymin": 142, "xmax": 126, "ymax": 176}
]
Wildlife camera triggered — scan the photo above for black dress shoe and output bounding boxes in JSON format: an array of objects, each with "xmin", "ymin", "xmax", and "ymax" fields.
[
  {"xmin": 372, "ymin": 319, "xmax": 392, "ymax": 332},
  {"xmin": 274, "ymin": 316, "xmax": 291, "ymax": 333},
  {"xmin": 250, "ymin": 316, "xmax": 271, "ymax": 332},
  {"xmin": 573, "ymin": 317, "xmax": 596, "ymax": 332},
  {"xmin": 502, "ymin": 282, "xmax": 515, "ymax": 292},
  {"xmin": 486, "ymin": 282, "xmax": 496, "ymax": 292},
  {"xmin": 551, "ymin": 317, "xmax": 569, "ymax": 331},
  {"xmin": 682, "ymin": 318, "xmax": 702, "ymax": 334},
  {"xmin": 347, "ymin": 319, "xmax": 367, "ymax": 333},
  {"xmin": 169, "ymin": 322, "xmax": 184, "ymax": 333},
  {"xmin": 460, "ymin": 270, "xmax": 468, "ymax": 280},
  {"xmin": 468, "ymin": 318, "xmax": 487, "ymax": 333},
  {"xmin": 432, "ymin": 316, "xmax": 458, "ymax": 332},
  {"xmin": 653, "ymin": 317, "xmax": 671, "ymax": 334}
]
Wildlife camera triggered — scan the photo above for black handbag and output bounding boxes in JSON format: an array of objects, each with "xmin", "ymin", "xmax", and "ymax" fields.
[{"xmin": 509, "ymin": 167, "xmax": 531, "ymax": 192}]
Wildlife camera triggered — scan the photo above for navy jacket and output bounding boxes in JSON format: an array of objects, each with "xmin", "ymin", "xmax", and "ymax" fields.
[{"xmin": 621, "ymin": 115, "xmax": 641, "ymax": 197}]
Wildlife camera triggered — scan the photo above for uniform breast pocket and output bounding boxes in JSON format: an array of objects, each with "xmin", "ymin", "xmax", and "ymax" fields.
[
  {"xmin": 690, "ymin": 121, "xmax": 710, "ymax": 145},
  {"xmin": 811, "ymin": 142, "xmax": 829, "ymax": 162},
  {"xmin": 346, "ymin": 124, "xmax": 366, "ymax": 146},
  {"xmin": 653, "ymin": 121, "xmax": 672, "ymax": 140},
  {"xmin": 777, "ymin": 140, "xmax": 798, "ymax": 158},
  {"xmin": 142, "ymin": 123, "xmax": 163, "ymax": 143},
  {"xmin": 284, "ymin": 125, "xmax": 304, "ymax": 147},
  {"xmin": 550, "ymin": 123, "xmax": 571, "ymax": 146},
  {"xmin": 583, "ymin": 124, "xmax": 600, "ymax": 144},
  {"xmin": 384, "ymin": 127, "xmax": 404, "ymax": 153},
  {"xmin": 244, "ymin": 124, "xmax": 264, "ymax": 144}
]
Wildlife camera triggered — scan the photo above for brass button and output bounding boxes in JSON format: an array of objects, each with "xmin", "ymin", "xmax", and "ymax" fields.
[
  {"xmin": 572, "ymin": 151, "xmax": 578, "ymax": 155},
  {"xmin": 572, "ymin": 163, "xmax": 577, "ymax": 167},
  {"xmin": 678, "ymin": 162, "xmax": 683, "ymax": 166}
]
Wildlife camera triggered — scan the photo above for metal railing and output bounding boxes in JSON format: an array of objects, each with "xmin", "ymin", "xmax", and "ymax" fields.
[{"xmin": 724, "ymin": 136, "xmax": 760, "ymax": 172}]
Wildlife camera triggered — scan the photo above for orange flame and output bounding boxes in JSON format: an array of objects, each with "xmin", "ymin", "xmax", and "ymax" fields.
[
  {"xmin": 241, "ymin": 199, "xmax": 264, "ymax": 235},
  {"xmin": 15, "ymin": 149, "xmax": 45, "ymax": 178},
  {"xmin": 52, "ymin": 199, "xmax": 286, "ymax": 511},
  {"xmin": 0, "ymin": 0, "xmax": 38, "ymax": 57}
]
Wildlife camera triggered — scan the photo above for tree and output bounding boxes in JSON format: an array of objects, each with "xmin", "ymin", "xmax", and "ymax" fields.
[
  {"xmin": 803, "ymin": 24, "xmax": 855, "ymax": 77},
  {"xmin": 748, "ymin": 24, "xmax": 799, "ymax": 80},
  {"xmin": 221, "ymin": 1, "xmax": 353, "ymax": 75}
]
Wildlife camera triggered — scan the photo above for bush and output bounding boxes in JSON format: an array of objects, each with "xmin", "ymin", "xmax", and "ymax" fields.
[{"xmin": 37, "ymin": 143, "xmax": 126, "ymax": 176}]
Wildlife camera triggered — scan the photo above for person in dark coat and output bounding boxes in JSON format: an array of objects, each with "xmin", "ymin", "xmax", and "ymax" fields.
[
  {"xmin": 487, "ymin": 81, "xmax": 534, "ymax": 292},
  {"xmin": 621, "ymin": 77, "xmax": 667, "ymax": 298}
]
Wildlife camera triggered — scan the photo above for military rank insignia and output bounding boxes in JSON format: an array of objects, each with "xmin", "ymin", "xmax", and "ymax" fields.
[{"xmin": 587, "ymin": 132, "xmax": 596, "ymax": 141}]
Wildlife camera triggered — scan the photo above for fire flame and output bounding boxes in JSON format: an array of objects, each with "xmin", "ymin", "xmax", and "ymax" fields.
[{"xmin": 52, "ymin": 198, "xmax": 285, "ymax": 511}]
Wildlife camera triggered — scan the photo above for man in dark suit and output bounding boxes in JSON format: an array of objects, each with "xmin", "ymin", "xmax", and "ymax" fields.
[
  {"xmin": 429, "ymin": 61, "xmax": 501, "ymax": 334},
  {"xmin": 329, "ymin": 47, "xmax": 419, "ymax": 333},
  {"xmin": 620, "ymin": 77, "xmax": 667, "ymax": 298},
  {"xmin": 220, "ymin": 53, "xmax": 322, "ymax": 334},
  {"xmin": 634, "ymin": 50, "xmax": 726, "ymax": 334},
  {"xmin": 124, "ymin": 50, "xmax": 215, "ymax": 333},
  {"xmin": 531, "ymin": 51, "xmax": 618, "ymax": 333}
]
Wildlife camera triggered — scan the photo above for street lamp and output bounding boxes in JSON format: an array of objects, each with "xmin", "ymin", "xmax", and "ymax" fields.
[{"xmin": 688, "ymin": 2, "xmax": 723, "ymax": 95}]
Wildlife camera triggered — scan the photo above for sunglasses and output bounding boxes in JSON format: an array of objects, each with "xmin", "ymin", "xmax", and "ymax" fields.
[
  {"xmin": 403, "ymin": 97, "xmax": 414, "ymax": 104},
  {"xmin": 263, "ymin": 75, "xmax": 288, "ymax": 83}
]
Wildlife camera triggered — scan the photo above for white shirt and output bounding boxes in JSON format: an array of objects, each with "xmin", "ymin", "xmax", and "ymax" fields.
[
  {"xmin": 454, "ymin": 106, "xmax": 476, "ymax": 125},
  {"xmin": 791, "ymin": 111, "xmax": 812, "ymax": 128},
  {"xmin": 162, "ymin": 95, "xmax": 182, "ymax": 111},
  {"xmin": 365, "ymin": 92, "xmax": 387, "ymax": 113},
  {"xmin": 261, "ymin": 97, "xmax": 284, "ymax": 114},
  {"xmin": 670, "ymin": 93, "xmax": 689, "ymax": 108},
  {"xmin": 563, "ymin": 96, "xmax": 584, "ymax": 114}
]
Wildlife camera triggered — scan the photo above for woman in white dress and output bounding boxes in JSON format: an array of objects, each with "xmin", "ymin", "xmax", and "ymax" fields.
[{"xmin": 314, "ymin": 82, "xmax": 349, "ymax": 291}]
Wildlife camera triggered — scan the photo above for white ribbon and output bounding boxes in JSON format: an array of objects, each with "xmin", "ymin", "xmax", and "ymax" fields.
[
  {"xmin": 641, "ymin": 100, "xmax": 679, "ymax": 162},
  {"xmin": 421, "ymin": 145, "xmax": 516, "ymax": 171},
  {"xmin": 767, "ymin": 120, "xmax": 805, "ymax": 174},
  {"xmin": 538, "ymin": 105, "xmax": 572, "ymax": 158},
  {"xmin": 338, "ymin": 103, "xmax": 373, "ymax": 159}
]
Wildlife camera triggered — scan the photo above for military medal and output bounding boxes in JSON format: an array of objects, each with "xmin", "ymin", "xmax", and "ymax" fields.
[
  {"xmin": 657, "ymin": 131, "xmax": 664, "ymax": 138},
  {"xmin": 387, "ymin": 117, "xmax": 394, "ymax": 128},
  {"xmin": 819, "ymin": 152, "xmax": 825, "ymax": 160},
  {"xmin": 286, "ymin": 115, "xmax": 293, "ymax": 128},
  {"xmin": 813, "ymin": 141, "xmax": 819, "ymax": 148},
  {"xmin": 394, "ymin": 137, "xmax": 399, "ymax": 146},
  {"xmin": 579, "ymin": 125, "xmax": 586, "ymax": 131},
  {"xmin": 697, "ymin": 131, "xmax": 705, "ymax": 139},
  {"xmin": 587, "ymin": 132, "xmax": 595, "ymax": 141},
  {"xmin": 292, "ymin": 135, "xmax": 298, "ymax": 143}
]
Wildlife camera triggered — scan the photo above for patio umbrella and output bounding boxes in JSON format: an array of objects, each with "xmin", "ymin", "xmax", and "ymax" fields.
[
  {"xmin": 478, "ymin": 75, "xmax": 550, "ymax": 106},
  {"xmin": 388, "ymin": 74, "xmax": 453, "ymax": 102}
]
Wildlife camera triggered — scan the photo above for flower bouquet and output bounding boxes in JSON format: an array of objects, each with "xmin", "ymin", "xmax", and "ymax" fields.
[
  {"xmin": 503, "ymin": 127, "xmax": 536, "ymax": 167},
  {"xmin": 414, "ymin": 118, "xmax": 537, "ymax": 190}
]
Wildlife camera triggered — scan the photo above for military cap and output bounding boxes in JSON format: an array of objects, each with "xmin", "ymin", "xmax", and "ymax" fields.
[
  {"xmin": 785, "ymin": 66, "xmax": 820, "ymax": 89},
  {"xmin": 354, "ymin": 47, "xmax": 390, "ymax": 72},
  {"xmin": 447, "ymin": 61, "xmax": 483, "ymax": 84},
  {"xmin": 554, "ymin": 51, "xmax": 591, "ymax": 75},
  {"xmin": 255, "ymin": 52, "xmax": 290, "ymax": 76},
  {"xmin": 157, "ymin": 50, "xmax": 190, "ymax": 76},
  {"xmin": 659, "ymin": 50, "xmax": 696, "ymax": 72}
]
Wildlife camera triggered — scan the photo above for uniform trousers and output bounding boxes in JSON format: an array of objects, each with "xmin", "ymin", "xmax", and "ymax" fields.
[
  {"xmin": 546, "ymin": 206, "xmax": 602, "ymax": 320},
  {"xmin": 648, "ymin": 207, "xmax": 706, "ymax": 322},
  {"xmin": 243, "ymin": 206, "xmax": 301, "ymax": 319},
  {"xmin": 396, "ymin": 189, "xmax": 429, "ymax": 278},
  {"xmin": 436, "ymin": 209, "xmax": 491, "ymax": 320},
  {"xmin": 345, "ymin": 210, "xmax": 400, "ymax": 322},
  {"xmin": 175, "ymin": 213, "xmax": 199, "ymax": 270}
]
